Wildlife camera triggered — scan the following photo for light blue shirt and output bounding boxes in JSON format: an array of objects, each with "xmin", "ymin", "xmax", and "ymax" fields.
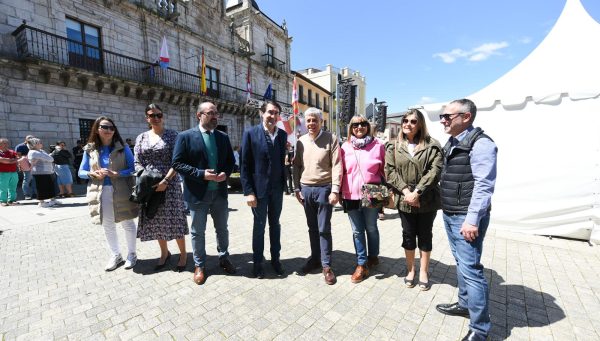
[
  {"xmin": 450, "ymin": 126, "xmax": 497, "ymax": 226},
  {"xmin": 78, "ymin": 145, "xmax": 135, "ymax": 186}
]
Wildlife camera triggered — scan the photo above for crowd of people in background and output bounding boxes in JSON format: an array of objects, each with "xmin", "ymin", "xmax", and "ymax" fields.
[
  {"xmin": 0, "ymin": 134, "xmax": 139, "ymax": 207},
  {"xmin": 2, "ymin": 97, "xmax": 497, "ymax": 341}
]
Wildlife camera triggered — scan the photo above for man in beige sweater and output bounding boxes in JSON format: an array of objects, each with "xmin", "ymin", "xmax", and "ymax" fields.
[{"xmin": 293, "ymin": 107, "xmax": 342, "ymax": 285}]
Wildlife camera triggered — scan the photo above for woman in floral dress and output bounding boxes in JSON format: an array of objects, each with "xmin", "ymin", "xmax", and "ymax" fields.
[{"xmin": 135, "ymin": 104, "xmax": 189, "ymax": 271}]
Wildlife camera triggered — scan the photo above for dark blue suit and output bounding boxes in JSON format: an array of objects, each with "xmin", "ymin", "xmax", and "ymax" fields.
[
  {"xmin": 240, "ymin": 124, "xmax": 287, "ymax": 266},
  {"xmin": 172, "ymin": 126, "xmax": 234, "ymax": 268},
  {"xmin": 172, "ymin": 126, "xmax": 234, "ymax": 204}
]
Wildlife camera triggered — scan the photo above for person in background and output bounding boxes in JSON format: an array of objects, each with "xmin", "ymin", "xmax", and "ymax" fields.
[
  {"xmin": 385, "ymin": 109, "xmax": 443, "ymax": 291},
  {"xmin": 0, "ymin": 138, "xmax": 19, "ymax": 206},
  {"xmin": 27, "ymin": 137, "xmax": 60, "ymax": 208},
  {"xmin": 435, "ymin": 99, "xmax": 498, "ymax": 341},
  {"xmin": 15, "ymin": 135, "xmax": 36, "ymax": 199},
  {"xmin": 135, "ymin": 104, "xmax": 189, "ymax": 272},
  {"xmin": 240, "ymin": 101, "xmax": 287, "ymax": 278},
  {"xmin": 78, "ymin": 116, "xmax": 139, "ymax": 271},
  {"xmin": 72, "ymin": 140, "xmax": 84, "ymax": 184},
  {"xmin": 339, "ymin": 116, "xmax": 385, "ymax": 283},
  {"xmin": 125, "ymin": 138, "xmax": 135, "ymax": 154},
  {"xmin": 284, "ymin": 141, "xmax": 294, "ymax": 195},
  {"xmin": 292, "ymin": 107, "xmax": 342, "ymax": 285},
  {"xmin": 51, "ymin": 141, "xmax": 74, "ymax": 197},
  {"xmin": 232, "ymin": 146, "xmax": 240, "ymax": 173},
  {"xmin": 172, "ymin": 102, "xmax": 236, "ymax": 285}
]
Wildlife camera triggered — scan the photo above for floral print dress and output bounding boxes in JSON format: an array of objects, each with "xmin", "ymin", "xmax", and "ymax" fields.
[{"xmin": 134, "ymin": 129, "xmax": 188, "ymax": 241}]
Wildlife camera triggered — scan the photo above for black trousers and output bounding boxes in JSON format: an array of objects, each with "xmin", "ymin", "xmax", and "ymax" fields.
[{"xmin": 398, "ymin": 210, "xmax": 437, "ymax": 251}]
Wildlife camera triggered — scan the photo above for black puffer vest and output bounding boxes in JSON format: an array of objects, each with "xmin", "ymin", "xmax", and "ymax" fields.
[{"xmin": 440, "ymin": 127, "xmax": 492, "ymax": 214}]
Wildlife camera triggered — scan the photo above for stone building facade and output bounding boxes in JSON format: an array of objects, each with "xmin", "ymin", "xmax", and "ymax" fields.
[
  {"xmin": 291, "ymin": 70, "xmax": 331, "ymax": 127},
  {"xmin": 0, "ymin": 0, "xmax": 292, "ymax": 149}
]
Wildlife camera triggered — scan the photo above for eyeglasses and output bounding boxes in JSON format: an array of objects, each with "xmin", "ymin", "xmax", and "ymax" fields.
[
  {"xmin": 402, "ymin": 118, "xmax": 418, "ymax": 125},
  {"xmin": 439, "ymin": 112, "xmax": 465, "ymax": 121},
  {"xmin": 202, "ymin": 110, "xmax": 220, "ymax": 117},
  {"xmin": 146, "ymin": 113, "xmax": 163, "ymax": 119},
  {"xmin": 351, "ymin": 122, "xmax": 369, "ymax": 128},
  {"xmin": 99, "ymin": 124, "xmax": 115, "ymax": 132}
]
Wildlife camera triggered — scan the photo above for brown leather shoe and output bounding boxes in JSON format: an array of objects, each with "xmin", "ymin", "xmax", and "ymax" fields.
[
  {"xmin": 367, "ymin": 256, "xmax": 379, "ymax": 268},
  {"xmin": 219, "ymin": 258, "xmax": 237, "ymax": 274},
  {"xmin": 193, "ymin": 266, "xmax": 206, "ymax": 285},
  {"xmin": 323, "ymin": 267, "xmax": 337, "ymax": 285},
  {"xmin": 350, "ymin": 265, "xmax": 369, "ymax": 283}
]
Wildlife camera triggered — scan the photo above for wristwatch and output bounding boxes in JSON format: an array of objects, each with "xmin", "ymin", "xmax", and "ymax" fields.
[{"xmin": 415, "ymin": 188, "xmax": 423, "ymax": 195}]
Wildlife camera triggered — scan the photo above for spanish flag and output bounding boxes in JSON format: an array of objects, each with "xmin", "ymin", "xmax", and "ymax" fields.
[{"xmin": 200, "ymin": 47, "xmax": 207, "ymax": 95}]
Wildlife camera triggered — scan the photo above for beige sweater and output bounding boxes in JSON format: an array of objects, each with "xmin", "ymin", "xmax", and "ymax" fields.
[{"xmin": 292, "ymin": 130, "xmax": 342, "ymax": 193}]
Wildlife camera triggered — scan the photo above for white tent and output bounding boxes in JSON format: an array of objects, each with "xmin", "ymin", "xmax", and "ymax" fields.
[{"xmin": 422, "ymin": 0, "xmax": 600, "ymax": 243}]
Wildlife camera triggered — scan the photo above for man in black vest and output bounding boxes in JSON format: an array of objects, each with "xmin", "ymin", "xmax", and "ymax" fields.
[
  {"xmin": 240, "ymin": 101, "xmax": 287, "ymax": 278},
  {"xmin": 435, "ymin": 99, "xmax": 497, "ymax": 341}
]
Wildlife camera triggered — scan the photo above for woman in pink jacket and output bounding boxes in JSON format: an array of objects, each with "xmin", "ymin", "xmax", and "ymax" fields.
[{"xmin": 340, "ymin": 115, "xmax": 386, "ymax": 283}]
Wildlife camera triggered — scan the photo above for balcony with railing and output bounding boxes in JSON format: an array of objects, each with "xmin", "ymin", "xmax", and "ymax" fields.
[
  {"xmin": 11, "ymin": 24, "xmax": 284, "ymax": 108},
  {"xmin": 261, "ymin": 53, "xmax": 286, "ymax": 73}
]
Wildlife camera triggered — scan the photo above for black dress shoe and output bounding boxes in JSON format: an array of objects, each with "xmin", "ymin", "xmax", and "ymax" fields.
[
  {"xmin": 253, "ymin": 264, "xmax": 265, "ymax": 279},
  {"xmin": 300, "ymin": 257, "xmax": 321, "ymax": 274},
  {"xmin": 435, "ymin": 302, "xmax": 470, "ymax": 318},
  {"xmin": 461, "ymin": 330, "xmax": 488, "ymax": 341},
  {"xmin": 154, "ymin": 252, "xmax": 171, "ymax": 271},
  {"xmin": 271, "ymin": 260, "xmax": 285, "ymax": 276},
  {"xmin": 219, "ymin": 258, "xmax": 237, "ymax": 274}
]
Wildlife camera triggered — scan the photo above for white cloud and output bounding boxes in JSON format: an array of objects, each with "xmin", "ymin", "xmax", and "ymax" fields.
[
  {"xmin": 433, "ymin": 41, "xmax": 509, "ymax": 63},
  {"xmin": 419, "ymin": 96, "xmax": 437, "ymax": 104},
  {"xmin": 519, "ymin": 36, "xmax": 532, "ymax": 44}
]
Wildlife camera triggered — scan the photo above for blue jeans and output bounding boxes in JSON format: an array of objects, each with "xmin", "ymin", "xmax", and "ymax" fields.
[
  {"xmin": 443, "ymin": 212, "xmax": 491, "ymax": 336},
  {"xmin": 188, "ymin": 190, "xmax": 230, "ymax": 268},
  {"xmin": 251, "ymin": 188, "xmax": 283, "ymax": 264},
  {"xmin": 347, "ymin": 206, "xmax": 380, "ymax": 265},
  {"xmin": 22, "ymin": 170, "xmax": 36, "ymax": 197},
  {"xmin": 301, "ymin": 185, "xmax": 333, "ymax": 267}
]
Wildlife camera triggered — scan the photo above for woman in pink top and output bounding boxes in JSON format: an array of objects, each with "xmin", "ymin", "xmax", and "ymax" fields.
[{"xmin": 340, "ymin": 115, "xmax": 386, "ymax": 283}]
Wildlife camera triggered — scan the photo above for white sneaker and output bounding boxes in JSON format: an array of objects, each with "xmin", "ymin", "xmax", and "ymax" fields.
[
  {"xmin": 105, "ymin": 254, "xmax": 123, "ymax": 271},
  {"xmin": 38, "ymin": 201, "xmax": 51, "ymax": 208},
  {"xmin": 124, "ymin": 253, "xmax": 137, "ymax": 269},
  {"xmin": 49, "ymin": 199, "xmax": 61, "ymax": 206}
]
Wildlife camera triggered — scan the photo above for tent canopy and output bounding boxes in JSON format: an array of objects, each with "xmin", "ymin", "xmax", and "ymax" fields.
[{"xmin": 421, "ymin": 0, "xmax": 600, "ymax": 243}]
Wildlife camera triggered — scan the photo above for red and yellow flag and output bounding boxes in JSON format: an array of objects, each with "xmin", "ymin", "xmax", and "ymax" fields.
[{"xmin": 200, "ymin": 47, "xmax": 207, "ymax": 95}]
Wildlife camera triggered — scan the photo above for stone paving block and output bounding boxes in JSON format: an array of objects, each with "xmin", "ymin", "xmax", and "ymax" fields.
[
  {"xmin": 130, "ymin": 329, "xmax": 159, "ymax": 341},
  {"xmin": 2, "ymin": 194, "xmax": 600, "ymax": 340}
]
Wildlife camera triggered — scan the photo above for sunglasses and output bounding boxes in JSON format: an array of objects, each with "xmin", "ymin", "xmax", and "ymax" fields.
[
  {"xmin": 351, "ymin": 122, "xmax": 369, "ymax": 128},
  {"xmin": 202, "ymin": 111, "xmax": 220, "ymax": 117},
  {"xmin": 402, "ymin": 118, "xmax": 418, "ymax": 125},
  {"xmin": 439, "ymin": 112, "xmax": 464, "ymax": 121},
  {"xmin": 99, "ymin": 124, "xmax": 115, "ymax": 131},
  {"xmin": 146, "ymin": 113, "xmax": 163, "ymax": 119}
]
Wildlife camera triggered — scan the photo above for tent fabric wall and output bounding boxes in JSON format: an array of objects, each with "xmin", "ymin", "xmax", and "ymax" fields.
[{"xmin": 420, "ymin": 0, "xmax": 600, "ymax": 243}]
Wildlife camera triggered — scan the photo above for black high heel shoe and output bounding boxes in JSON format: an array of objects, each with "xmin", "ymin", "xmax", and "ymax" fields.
[
  {"xmin": 175, "ymin": 254, "xmax": 187, "ymax": 272},
  {"xmin": 154, "ymin": 252, "xmax": 171, "ymax": 271}
]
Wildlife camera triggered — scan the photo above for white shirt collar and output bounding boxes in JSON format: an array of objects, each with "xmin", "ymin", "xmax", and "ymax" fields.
[{"xmin": 199, "ymin": 124, "xmax": 213, "ymax": 134}]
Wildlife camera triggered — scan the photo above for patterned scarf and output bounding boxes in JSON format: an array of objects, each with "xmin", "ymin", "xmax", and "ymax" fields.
[{"xmin": 351, "ymin": 135, "xmax": 373, "ymax": 149}]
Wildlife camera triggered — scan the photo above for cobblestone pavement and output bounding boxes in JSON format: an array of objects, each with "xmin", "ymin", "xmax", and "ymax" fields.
[{"xmin": 1, "ymin": 192, "xmax": 599, "ymax": 340}]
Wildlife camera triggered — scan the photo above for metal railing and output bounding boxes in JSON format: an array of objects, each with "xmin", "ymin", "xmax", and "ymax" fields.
[
  {"xmin": 262, "ymin": 53, "xmax": 286, "ymax": 73},
  {"xmin": 11, "ymin": 24, "xmax": 288, "ymax": 106}
]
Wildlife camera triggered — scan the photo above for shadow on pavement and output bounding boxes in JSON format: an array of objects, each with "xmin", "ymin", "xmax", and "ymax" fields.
[{"xmin": 430, "ymin": 259, "xmax": 566, "ymax": 340}]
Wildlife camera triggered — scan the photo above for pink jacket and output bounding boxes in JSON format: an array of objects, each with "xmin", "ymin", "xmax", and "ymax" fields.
[{"xmin": 340, "ymin": 139, "xmax": 386, "ymax": 200}]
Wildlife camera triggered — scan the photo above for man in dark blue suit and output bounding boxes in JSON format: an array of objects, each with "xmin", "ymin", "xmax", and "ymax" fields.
[
  {"xmin": 172, "ymin": 102, "xmax": 236, "ymax": 285},
  {"xmin": 240, "ymin": 101, "xmax": 287, "ymax": 278}
]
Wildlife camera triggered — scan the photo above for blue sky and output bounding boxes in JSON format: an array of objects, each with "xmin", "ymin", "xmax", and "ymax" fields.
[{"xmin": 258, "ymin": 0, "xmax": 600, "ymax": 114}]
